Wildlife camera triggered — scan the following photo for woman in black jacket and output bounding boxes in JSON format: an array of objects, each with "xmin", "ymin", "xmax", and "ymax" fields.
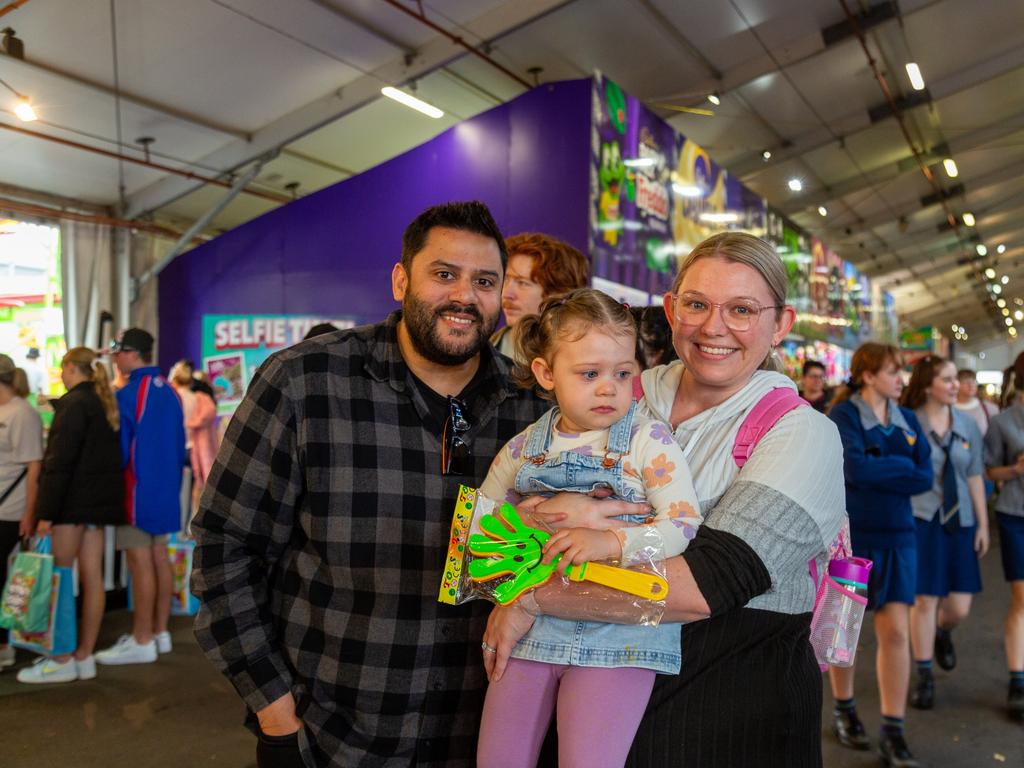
[{"xmin": 17, "ymin": 347, "xmax": 124, "ymax": 685}]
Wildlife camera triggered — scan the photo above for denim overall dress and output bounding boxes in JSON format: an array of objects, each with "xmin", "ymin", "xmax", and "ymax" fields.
[{"xmin": 508, "ymin": 403, "xmax": 682, "ymax": 674}]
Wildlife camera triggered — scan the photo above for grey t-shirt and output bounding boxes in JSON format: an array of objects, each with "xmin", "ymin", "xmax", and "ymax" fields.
[
  {"xmin": 0, "ymin": 397, "xmax": 44, "ymax": 522},
  {"xmin": 984, "ymin": 403, "xmax": 1024, "ymax": 518}
]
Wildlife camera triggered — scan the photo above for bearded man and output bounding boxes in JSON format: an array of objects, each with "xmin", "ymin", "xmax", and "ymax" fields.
[{"xmin": 192, "ymin": 201, "xmax": 547, "ymax": 768}]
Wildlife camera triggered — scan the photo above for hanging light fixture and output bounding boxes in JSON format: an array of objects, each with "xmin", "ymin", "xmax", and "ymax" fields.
[
  {"xmin": 0, "ymin": 76, "xmax": 36, "ymax": 121},
  {"xmin": 380, "ymin": 86, "xmax": 443, "ymax": 119}
]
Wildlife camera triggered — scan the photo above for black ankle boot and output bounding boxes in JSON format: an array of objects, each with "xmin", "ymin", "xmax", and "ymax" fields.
[
  {"xmin": 934, "ymin": 628, "xmax": 956, "ymax": 671},
  {"xmin": 910, "ymin": 671, "xmax": 935, "ymax": 710},
  {"xmin": 1009, "ymin": 683, "xmax": 1024, "ymax": 721},
  {"xmin": 879, "ymin": 731, "xmax": 921, "ymax": 768},
  {"xmin": 831, "ymin": 708, "xmax": 870, "ymax": 750}
]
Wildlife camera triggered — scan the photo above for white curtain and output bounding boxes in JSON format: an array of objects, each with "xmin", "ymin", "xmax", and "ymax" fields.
[{"xmin": 59, "ymin": 221, "xmax": 114, "ymax": 349}]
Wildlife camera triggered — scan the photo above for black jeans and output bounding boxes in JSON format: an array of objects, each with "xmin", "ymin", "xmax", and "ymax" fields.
[
  {"xmin": 256, "ymin": 729, "xmax": 305, "ymax": 768},
  {"xmin": 0, "ymin": 520, "xmax": 23, "ymax": 645}
]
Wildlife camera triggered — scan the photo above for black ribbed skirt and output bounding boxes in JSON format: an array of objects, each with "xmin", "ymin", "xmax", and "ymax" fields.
[{"xmin": 624, "ymin": 608, "xmax": 822, "ymax": 768}]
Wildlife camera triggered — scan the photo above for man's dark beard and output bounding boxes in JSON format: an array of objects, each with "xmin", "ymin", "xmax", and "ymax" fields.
[{"xmin": 402, "ymin": 294, "xmax": 497, "ymax": 366}]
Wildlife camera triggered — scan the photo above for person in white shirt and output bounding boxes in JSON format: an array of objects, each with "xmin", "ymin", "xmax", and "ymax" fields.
[{"xmin": 954, "ymin": 369, "xmax": 998, "ymax": 436}]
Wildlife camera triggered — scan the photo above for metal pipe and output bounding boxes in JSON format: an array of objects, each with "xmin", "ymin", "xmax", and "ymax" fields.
[
  {"xmin": 113, "ymin": 226, "xmax": 129, "ymax": 327},
  {"xmin": 0, "ymin": 121, "xmax": 290, "ymax": 204},
  {"xmin": 0, "ymin": 0, "xmax": 31, "ymax": 19},
  {"xmin": 379, "ymin": 0, "xmax": 532, "ymax": 90},
  {"xmin": 62, "ymin": 220, "xmax": 79, "ymax": 348},
  {"xmin": 0, "ymin": 196, "xmax": 191, "ymax": 239},
  {"xmin": 0, "ymin": 49, "xmax": 249, "ymax": 139},
  {"xmin": 838, "ymin": 0, "xmax": 960, "ymax": 233},
  {"xmin": 135, "ymin": 152, "xmax": 276, "ymax": 289}
]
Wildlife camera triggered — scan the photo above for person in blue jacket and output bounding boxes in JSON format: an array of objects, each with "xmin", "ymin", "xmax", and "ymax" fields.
[
  {"xmin": 827, "ymin": 342, "xmax": 933, "ymax": 768},
  {"xmin": 96, "ymin": 328, "xmax": 186, "ymax": 667}
]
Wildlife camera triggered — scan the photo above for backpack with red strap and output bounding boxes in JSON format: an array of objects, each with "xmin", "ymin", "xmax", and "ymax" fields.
[{"xmin": 634, "ymin": 379, "xmax": 853, "ymax": 668}]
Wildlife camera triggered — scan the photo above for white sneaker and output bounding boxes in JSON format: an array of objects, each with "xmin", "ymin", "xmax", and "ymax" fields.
[
  {"xmin": 17, "ymin": 656, "xmax": 79, "ymax": 684},
  {"xmin": 155, "ymin": 631, "xmax": 172, "ymax": 654},
  {"xmin": 76, "ymin": 654, "xmax": 97, "ymax": 680},
  {"xmin": 95, "ymin": 634, "xmax": 158, "ymax": 665},
  {"xmin": 0, "ymin": 645, "xmax": 15, "ymax": 669}
]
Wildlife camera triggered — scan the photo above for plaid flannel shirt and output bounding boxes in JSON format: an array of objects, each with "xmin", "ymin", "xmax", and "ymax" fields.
[{"xmin": 191, "ymin": 311, "xmax": 546, "ymax": 767}]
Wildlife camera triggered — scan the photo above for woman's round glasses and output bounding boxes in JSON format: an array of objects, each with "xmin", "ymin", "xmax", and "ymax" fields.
[{"xmin": 670, "ymin": 291, "xmax": 782, "ymax": 332}]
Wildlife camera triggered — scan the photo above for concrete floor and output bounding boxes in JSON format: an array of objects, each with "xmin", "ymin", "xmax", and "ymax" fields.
[{"xmin": 1, "ymin": 529, "xmax": 1022, "ymax": 768}]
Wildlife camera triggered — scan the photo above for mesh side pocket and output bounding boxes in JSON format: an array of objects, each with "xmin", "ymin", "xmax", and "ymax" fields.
[{"xmin": 808, "ymin": 576, "xmax": 867, "ymax": 669}]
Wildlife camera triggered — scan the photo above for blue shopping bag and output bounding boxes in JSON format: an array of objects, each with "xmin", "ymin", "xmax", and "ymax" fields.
[
  {"xmin": 0, "ymin": 536, "xmax": 54, "ymax": 633},
  {"xmin": 12, "ymin": 565, "xmax": 77, "ymax": 656}
]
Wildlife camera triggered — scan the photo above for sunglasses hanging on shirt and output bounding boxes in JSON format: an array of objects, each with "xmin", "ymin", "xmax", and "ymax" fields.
[{"xmin": 442, "ymin": 395, "xmax": 473, "ymax": 476}]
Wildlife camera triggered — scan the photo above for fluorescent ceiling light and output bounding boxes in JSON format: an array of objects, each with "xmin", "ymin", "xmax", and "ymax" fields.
[
  {"xmin": 707, "ymin": 93, "xmax": 721, "ymax": 106},
  {"xmin": 963, "ymin": 212, "xmax": 976, "ymax": 227},
  {"xmin": 380, "ymin": 87, "xmax": 443, "ymax": 118},
  {"xmin": 942, "ymin": 158, "xmax": 958, "ymax": 178},
  {"xmin": 977, "ymin": 244, "xmax": 988, "ymax": 256},
  {"xmin": 624, "ymin": 158, "xmax": 656, "ymax": 168},
  {"xmin": 672, "ymin": 183, "xmax": 703, "ymax": 197},
  {"xmin": 905, "ymin": 62, "xmax": 925, "ymax": 91},
  {"xmin": 817, "ymin": 206, "xmax": 827, "ymax": 217},
  {"xmin": 788, "ymin": 178, "xmax": 803, "ymax": 192},
  {"xmin": 14, "ymin": 98, "xmax": 36, "ymax": 122},
  {"xmin": 699, "ymin": 212, "xmax": 740, "ymax": 223}
]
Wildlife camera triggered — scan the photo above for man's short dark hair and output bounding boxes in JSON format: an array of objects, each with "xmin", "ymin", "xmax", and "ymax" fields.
[
  {"xmin": 401, "ymin": 201, "xmax": 508, "ymax": 273},
  {"xmin": 802, "ymin": 360, "xmax": 826, "ymax": 376},
  {"xmin": 957, "ymin": 368, "xmax": 977, "ymax": 381}
]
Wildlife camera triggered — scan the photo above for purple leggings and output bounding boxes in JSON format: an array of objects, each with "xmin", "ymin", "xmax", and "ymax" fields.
[{"xmin": 477, "ymin": 658, "xmax": 656, "ymax": 768}]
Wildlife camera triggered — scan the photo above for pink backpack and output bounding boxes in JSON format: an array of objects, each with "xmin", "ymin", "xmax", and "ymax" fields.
[{"xmin": 634, "ymin": 380, "xmax": 853, "ymax": 662}]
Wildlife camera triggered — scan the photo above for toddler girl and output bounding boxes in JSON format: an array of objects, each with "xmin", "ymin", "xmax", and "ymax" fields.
[{"xmin": 476, "ymin": 288, "xmax": 702, "ymax": 767}]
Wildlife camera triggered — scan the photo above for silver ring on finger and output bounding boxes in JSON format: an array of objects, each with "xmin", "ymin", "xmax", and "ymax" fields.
[{"xmin": 481, "ymin": 642, "xmax": 497, "ymax": 654}]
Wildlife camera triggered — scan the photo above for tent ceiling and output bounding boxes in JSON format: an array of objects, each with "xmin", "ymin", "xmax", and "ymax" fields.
[{"xmin": 1, "ymin": 0, "xmax": 1023, "ymax": 346}]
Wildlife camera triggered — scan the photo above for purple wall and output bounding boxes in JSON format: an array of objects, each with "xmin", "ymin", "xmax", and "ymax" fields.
[{"xmin": 158, "ymin": 80, "xmax": 592, "ymax": 367}]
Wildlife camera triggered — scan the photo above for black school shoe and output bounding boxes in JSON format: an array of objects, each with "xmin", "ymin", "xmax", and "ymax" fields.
[
  {"xmin": 934, "ymin": 628, "xmax": 956, "ymax": 671},
  {"xmin": 1010, "ymin": 684, "xmax": 1024, "ymax": 721},
  {"xmin": 879, "ymin": 732, "xmax": 921, "ymax": 768},
  {"xmin": 831, "ymin": 708, "xmax": 870, "ymax": 750},
  {"xmin": 909, "ymin": 672, "xmax": 935, "ymax": 710}
]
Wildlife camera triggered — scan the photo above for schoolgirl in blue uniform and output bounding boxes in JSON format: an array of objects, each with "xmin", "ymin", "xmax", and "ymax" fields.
[
  {"xmin": 901, "ymin": 355, "xmax": 988, "ymax": 712},
  {"xmin": 983, "ymin": 351, "xmax": 1024, "ymax": 721},
  {"xmin": 827, "ymin": 343, "xmax": 933, "ymax": 768}
]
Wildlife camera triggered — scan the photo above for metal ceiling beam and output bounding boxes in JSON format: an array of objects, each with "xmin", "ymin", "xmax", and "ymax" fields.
[
  {"xmin": 729, "ymin": 43, "xmax": 1024, "ymax": 180},
  {"xmin": 305, "ymin": 0, "xmax": 416, "ymax": 55},
  {"xmin": 807, "ymin": 159, "xmax": 1024, "ymax": 239},
  {"xmin": 135, "ymin": 151, "xmax": 277, "ymax": 292},
  {"xmin": 0, "ymin": 50, "xmax": 250, "ymax": 140},
  {"xmin": 0, "ymin": 180, "xmax": 110, "ymax": 215},
  {"xmin": 782, "ymin": 108, "xmax": 1024, "ymax": 215},
  {"xmin": 648, "ymin": 1, "xmax": 942, "ymax": 113},
  {"xmin": 123, "ymin": 0, "xmax": 573, "ymax": 218}
]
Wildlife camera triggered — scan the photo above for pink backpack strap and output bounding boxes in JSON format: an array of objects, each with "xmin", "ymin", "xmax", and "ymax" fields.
[
  {"xmin": 732, "ymin": 387, "xmax": 809, "ymax": 468},
  {"xmin": 632, "ymin": 374, "xmax": 645, "ymax": 401}
]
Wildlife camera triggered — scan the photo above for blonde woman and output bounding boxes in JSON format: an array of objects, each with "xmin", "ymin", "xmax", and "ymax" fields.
[
  {"xmin": 0, "ymin": 354, "xmax": 43, "ymax": 671},
  {"xmin": 17, "ymin": 347, "xmax": 125, "ymax": 684}
]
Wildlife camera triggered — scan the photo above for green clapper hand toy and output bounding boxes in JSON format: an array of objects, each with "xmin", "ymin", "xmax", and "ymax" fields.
[{"xmin": 467, "ymin": 504, "xmax": 669, "ymax": 606}]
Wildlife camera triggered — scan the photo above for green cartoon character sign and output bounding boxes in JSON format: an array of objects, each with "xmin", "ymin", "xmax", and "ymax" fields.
[{"xmin": 598, "ymin": 141, "xmax": 626, "ymax": 246}]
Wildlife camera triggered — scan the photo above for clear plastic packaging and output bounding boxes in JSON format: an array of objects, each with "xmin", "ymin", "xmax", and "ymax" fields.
[
  {"xmin": 808, "ymin": 557, "xmax": 872, "ymax": 668},
  {"xmin": 439, "ymin": 486, "xmax": 669, "ymax": 626}
]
